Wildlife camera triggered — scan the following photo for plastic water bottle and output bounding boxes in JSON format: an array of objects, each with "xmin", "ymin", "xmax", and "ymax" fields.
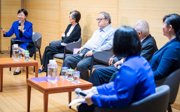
[
  {"xmin": 47, "ymin": 60, "xmax": 58, "ymax": 83},
  {"xmin": 24, "ymin": 50, "xmax": 30, "ymax": 61},
  {"xmin": 12, "ymin": 44, "xmax": 19, "ymax": 61}
]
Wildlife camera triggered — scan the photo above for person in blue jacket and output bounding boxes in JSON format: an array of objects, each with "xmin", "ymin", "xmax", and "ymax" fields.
[
  {"xmin": 1, "ymin": 8, "xmax": 33, "ymax": 75},
  {"xmin": 150, "ymin": 13, "xmax": 180, "ymax": 80},
  {"xmin": 77, "ymin": 26, "xmax": 156, "ymax": 112}
]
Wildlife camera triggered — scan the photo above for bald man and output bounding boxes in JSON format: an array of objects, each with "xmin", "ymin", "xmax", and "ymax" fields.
[{"xmin": 89, "ymin": 20, "xmax": 158, "ymax": 86}]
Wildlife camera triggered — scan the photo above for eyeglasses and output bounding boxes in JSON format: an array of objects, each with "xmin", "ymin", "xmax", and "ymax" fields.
[{"xmin": 96, "ymin": 18, "xmax": 105, "ymax": 21}]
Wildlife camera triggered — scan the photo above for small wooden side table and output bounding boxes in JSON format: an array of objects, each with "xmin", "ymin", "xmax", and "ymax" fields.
[
  {"xmin": 27, "ymin": 77, "xmax": 92, "ymax": 112},
  {"xmin": 0, "ymin": 58, "xmax": 38, "ymax": 92}
]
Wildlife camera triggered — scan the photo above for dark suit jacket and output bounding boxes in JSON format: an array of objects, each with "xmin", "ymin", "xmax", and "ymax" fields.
[
  {"xmin": 141, "ymin": 34, "xmax": 158, "ymax": 61},
  {"xmin": 62, "ymin": 23, "xmax": 81, "ymax": 43},
  {"xmin": 93, "ymin": 34, "xmax": 157, "ymax": 66},
  {"xmin": 150, "ymin": 38, "xmax": 180, "ymax": 80}
]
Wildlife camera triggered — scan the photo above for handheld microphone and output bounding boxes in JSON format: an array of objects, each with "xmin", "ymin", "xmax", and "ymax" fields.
[
  {"xmin": 18, "ymin": 21, "xmax": 23, "ymax": 37},
  {"xmin": 18, "ymin": 21, "xmax": 21, "ymax": 26},
  {"xmin": 75, "ymin": 88, "xmax": 87, "ymax": 97}
]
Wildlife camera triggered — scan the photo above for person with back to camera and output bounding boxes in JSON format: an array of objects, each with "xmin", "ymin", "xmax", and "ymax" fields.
[
  {"xmin": 1, "ymin": 8, "xmax": 33, "ymax": 75},
  {"xmin": 38, "ymin": 10, "xmax": 81, "ymax": 73},
  {"xmin": 150, "ymin": 13, "xmax": 180, "ymax": 80},
  {"xmin": 77, "ymin": 26, "xmax": 156, "ymax": 112},
  {"xmin": 63, "ymin": 11, "xmax": 115, "ymax": 80},
  {"xmin": 89, "ymin": 20, "xmax": 157, "ymax": 86}
]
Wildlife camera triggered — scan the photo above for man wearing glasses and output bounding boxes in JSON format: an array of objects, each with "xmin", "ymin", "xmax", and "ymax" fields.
[{"xmin": 63, "ymin": 11, "xmax": 115, "ymax": 80}]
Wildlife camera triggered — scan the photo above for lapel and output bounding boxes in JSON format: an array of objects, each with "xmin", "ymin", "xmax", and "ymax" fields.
[
  {"xmin": 23, "ymin": 20, "xmax": 28, "ymax": 30},
  {"xmin": 65, "ymin": 23, "xmax": 79, "ymax": 35},
  {"xmin": 141, "ymin": 35, "xmax": 151, "ymax": 44},
  {"xmin": 71, "ymin": 23, "xmax": 78, "ymax": 33}
]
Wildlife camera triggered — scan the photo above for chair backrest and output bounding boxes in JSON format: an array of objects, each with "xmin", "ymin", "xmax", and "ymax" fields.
[
  {"xmin": 53, "ymin": 38, "xmax": 82, "ymax": 59},
  {"xmin": 65, "ymin": 37, "xmax": 82, "ymax": 53},
  {"xmin": 93, "ymin": 49, "xmax": 113, "ymax": 65},
  {"xmin": 156, "ymin": 68, "xmax": 180, "ymax": 105},
  {"xmin": 32, "ymin": 32, "xmax": 42, "ymax": 49},
  {"xmin": 94, "ymin": 85, "xmax": 170, "ymax": 112}
]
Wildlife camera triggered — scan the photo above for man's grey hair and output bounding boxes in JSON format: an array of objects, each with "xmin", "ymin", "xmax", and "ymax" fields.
[
  {"xmin": 134, "ymin": 19, "xmax": 150, "ymax": 36},
  {"xmin": 99, "ymin": 11, "xmax": 111, "ymax": 24}
]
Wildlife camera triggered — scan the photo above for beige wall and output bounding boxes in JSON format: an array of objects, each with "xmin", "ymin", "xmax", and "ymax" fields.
[
  {"xmin": 118, "ymin": 0, "xmax": 180, "ymax": 48},
  {"xmin": 1, "ymin": 0, "xmax": 180, "ymax": 51},
  {"xmin": 24, "ymin": 0, "xmax": 61, "ymax": 51},
  {"xmin": 24, "ymin": 0, "xmax": 119, "ymax": 52},
  {"xmin": 0, "ymin": 0, "xmax": 21, "ymax": 51},
  {"xmin": 59, "ymin": 0, "xmax": 119, "ymax": 44},
  {"xmin": 0, "ymin": 1, "xmax": 1, "ymax": 51}
]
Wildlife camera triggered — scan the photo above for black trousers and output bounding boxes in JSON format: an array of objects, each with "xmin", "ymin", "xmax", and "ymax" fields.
[
  {"xmin": 41, "ymin": 40, "xmax": 64, "ymax": 72},
  {"xmin": 78, "ymin": 103, "xmax": 95, "ymax": 112},
  {"xmin": 89, "ymin": 65, "xmax": 118, "ymax": 86}
]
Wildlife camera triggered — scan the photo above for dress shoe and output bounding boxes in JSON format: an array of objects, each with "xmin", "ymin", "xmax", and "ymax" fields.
[
  {"xmin": 38, "ymin": 68, "xmax": 45, "ymax": 73},
  {"xmin": 13, "ymin": 71, "xmax": 21, "ymax": 75}
]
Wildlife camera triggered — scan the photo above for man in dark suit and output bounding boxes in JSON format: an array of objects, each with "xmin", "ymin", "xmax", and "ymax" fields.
[
  {"xmin": 89, "ymin": 20, "xmax": 158, "ymax": 86},
  {"xmin": 39, "ymin": 10, "xmax": 81, "ymax": 73},
  {"xmin": 135, "ymin": 20, "xmax": 158, "ymax": 61}
]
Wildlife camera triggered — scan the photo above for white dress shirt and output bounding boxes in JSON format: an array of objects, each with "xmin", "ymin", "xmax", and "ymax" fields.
[{"xmin": 83, "ymin": 24, "xmax": 115, "ymax": 52}]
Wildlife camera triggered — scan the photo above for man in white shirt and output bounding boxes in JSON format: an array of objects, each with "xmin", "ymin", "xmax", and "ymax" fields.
[{"xmin": 63, "ymin": 11, "xmax": 115, "ymax": 80}]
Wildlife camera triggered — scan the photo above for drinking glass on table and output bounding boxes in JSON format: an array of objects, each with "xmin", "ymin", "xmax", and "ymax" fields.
[
  {"xmin": 61, "ymin": 67, "xmax": 68, "ymax": 79},
  {"xmin": 66, "ymin": 69, "xmax": 74, "ymax": 81},
  {"xmin": 72, "ymin": 71, "xmax": 80, "ymax": 83},
  {"xmin": 12, "ymin": 44, "xmax": 20, "ymax": 61}
]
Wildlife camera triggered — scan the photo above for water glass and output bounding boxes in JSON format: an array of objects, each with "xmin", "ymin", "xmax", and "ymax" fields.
[
  {"xmin": 18, "ymin": 49, "xmax": 23, "ymax": 59},
  {"xmin": 61, "ymin": 67, "xmax": 68, "ymax": 79},
  {"xmin": 24, "ymin": 50, "xmax": 30, "ymax": 61},
  {"xmin": 73, "ymin": 71, "xmax": 80, "ymax": 83},
  {"xmin": 66, "ymin": 69, "xmax": 74, "ymax": 81},
  {"xmin": 12, "ymin": 44, "xmax": 19, "ymax": 61}
]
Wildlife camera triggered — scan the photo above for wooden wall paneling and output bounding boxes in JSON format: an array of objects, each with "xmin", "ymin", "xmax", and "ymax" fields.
[
  {"xmin": 118, "ymin": 0, "xmax": 180, "ymax": 48},
  {"xmin": 0, "ymin": 0, "xmax": 1, "ymax": 52},
  {"xmin": 24, "ymin": 0, "xmax": 61, "ymax": 52},
  {"xmin": 59, "ymin": 0, "xmax": 119, "ymax": 45},
  {"xmin": 0, "ymin": 0, "xmax": 21, "ymax": 51},
  {"xmin": 24, "ymin": 0, "xmax": 180, "ymax": 51}
]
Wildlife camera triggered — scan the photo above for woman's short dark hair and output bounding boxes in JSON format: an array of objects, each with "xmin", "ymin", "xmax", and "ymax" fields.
[
  {"xmin": 113, "ymin": 26, "xmax": 141, "ymax": 57},
  {"xmin": 163, "ymin": 13, "xmax": 180, "ymax": 40},
  {"xmin": 70, "ymin": 10, "xmax": 81, "ymax": 23},
  {"xmin": 17, "ymin": 8, "xmax": 28, "ymax": 16}
]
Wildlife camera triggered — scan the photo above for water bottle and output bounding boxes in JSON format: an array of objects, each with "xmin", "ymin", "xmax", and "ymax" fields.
[
  {"xmin": 24, "ymin": 50, "xmax": 30, "ymax": 61},
  {"xmin": 12, "ymin": 44, "xmax": 19, "ymax": 61},
  {"xmin": 47, "ymin": 60, "xmax": 58, "ymax": 83}
]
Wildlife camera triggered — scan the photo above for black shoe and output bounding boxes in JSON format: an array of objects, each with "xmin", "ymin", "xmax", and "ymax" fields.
[
  {"xmin": 13, "ymin": 71, "xmax": 21, "ymax": 75},
  {"xmin": 38, "ymin": 68, "xmax": 45, "ymax": 73}
]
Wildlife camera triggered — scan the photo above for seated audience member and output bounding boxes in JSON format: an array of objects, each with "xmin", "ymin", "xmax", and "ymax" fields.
[
  {"xmin": 1, "ymin": 8, "xmax": 33, "ymax": 75},
  {"xmin": 90, "ymin": 20, "xmax": 157, "ymax": 86},
  {"xmin": 63, "ymin": 11, "xmax": 115, "ymax": 80},
  {"xmin": 150, "ymin": 13, "xmax": 180, "ymax": 80},
  {"xmin": 77, "ymin": 26, "xmax": 156, "ymax": 112},
  {"xmin": 39, "ymin": 10, "xmax": 81, "ymax": 73}
]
